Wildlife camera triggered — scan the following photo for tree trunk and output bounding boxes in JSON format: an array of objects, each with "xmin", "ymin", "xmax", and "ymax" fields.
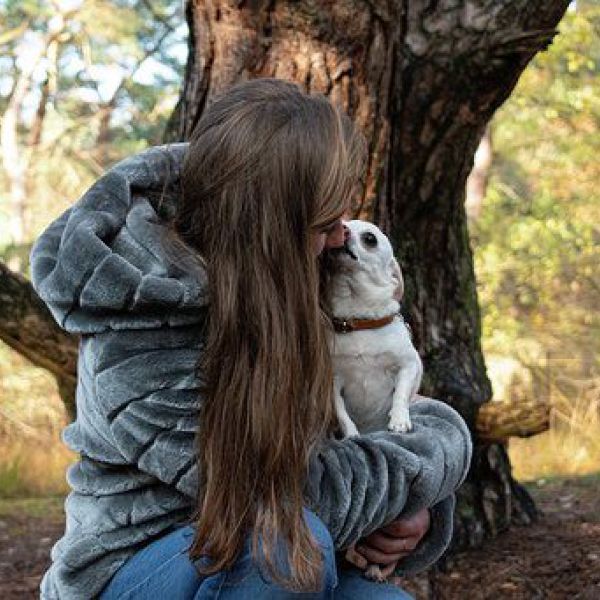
[{"xmin": 170, "ymin": 0, "xmax": 570, "ymax": 550}]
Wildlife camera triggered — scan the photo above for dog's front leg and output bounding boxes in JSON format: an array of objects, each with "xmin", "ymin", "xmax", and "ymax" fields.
[
  {"xmin": 333, "ymin": 376, "xmax": 360, "ymax": 438},
  {"xmin": 388, "ymin": 360, "xmax": 421, "ymax": 433}
]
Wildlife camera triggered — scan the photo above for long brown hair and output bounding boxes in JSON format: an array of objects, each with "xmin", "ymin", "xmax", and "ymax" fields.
[{"xmin": 173, "ymin": 78, "xmax": 365, "ymax": 591}]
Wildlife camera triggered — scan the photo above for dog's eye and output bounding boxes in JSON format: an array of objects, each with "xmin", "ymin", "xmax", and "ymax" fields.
[{"xmin": 361, "ymin": 232, "xmax": 378, "ymax": 248}]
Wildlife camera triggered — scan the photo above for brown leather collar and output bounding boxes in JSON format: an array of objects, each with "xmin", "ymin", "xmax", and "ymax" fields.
[{"xmin": 332, "ymin": 314, "xmax": 396, "ymax": 333}]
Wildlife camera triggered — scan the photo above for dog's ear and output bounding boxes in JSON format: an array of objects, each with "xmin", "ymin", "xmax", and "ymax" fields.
[{"xmin": 389, "ymin": 258, "xmax": 404, "ymax": 301}]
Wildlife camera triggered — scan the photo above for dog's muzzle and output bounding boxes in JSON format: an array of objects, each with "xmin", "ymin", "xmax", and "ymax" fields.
[{"xmin": 330, "ymin": 241, "xmax": 358, "ymax": 261}]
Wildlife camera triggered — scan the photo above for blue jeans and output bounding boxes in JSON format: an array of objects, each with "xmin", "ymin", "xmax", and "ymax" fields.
[{"xmin": 100, "ymin": 510, "xmax": 413, "ymax": 599}]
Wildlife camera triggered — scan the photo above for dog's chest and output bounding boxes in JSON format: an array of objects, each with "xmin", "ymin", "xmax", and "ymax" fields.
[{"xmin": 332, "ymin": 322, "xmax": 412, "ymax": 432}]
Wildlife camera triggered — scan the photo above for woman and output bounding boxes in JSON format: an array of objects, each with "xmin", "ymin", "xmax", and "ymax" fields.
[{"xmin": 30, "ymin": 79, "xmax": 472, "ymax": 599}]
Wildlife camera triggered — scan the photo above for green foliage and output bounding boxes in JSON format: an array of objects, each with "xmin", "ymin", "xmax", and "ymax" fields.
[
  {"xmin": 472, "ymin": 2, "xmax": 600, "ymax": 376},
  {"xmin": 0, "ymin": 0, "xmax": 186, "ymax": 251}
]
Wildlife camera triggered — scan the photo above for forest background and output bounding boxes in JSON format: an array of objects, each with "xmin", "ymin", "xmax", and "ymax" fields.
[{"xmin": 0, "ymin": 0, "xmax": 598, "ymax": 497}]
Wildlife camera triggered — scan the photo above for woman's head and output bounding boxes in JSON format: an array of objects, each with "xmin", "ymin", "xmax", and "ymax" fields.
[
  {"xmin": 174, "ymin": 78, "xmax": 366, "ymax": 591},
  {"xmin": 177, "ymin": 77, "xmax": 364, "ymax": 259}
]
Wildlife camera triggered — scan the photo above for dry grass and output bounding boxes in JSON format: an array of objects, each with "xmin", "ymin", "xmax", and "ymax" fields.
[
  {"xmin": 0, "ymin": 437, "xmax": 74, "ymax": 498},
  {"xmin": 509, "ymin": 377, "xmax": 600, "ymax": 481},
  {"xmin": 0, "ymin": 342, "xmax": 75, "ymax": 498}
]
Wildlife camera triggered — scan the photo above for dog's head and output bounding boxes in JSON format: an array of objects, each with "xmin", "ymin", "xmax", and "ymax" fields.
[{"xmin": 327, "ymin": 220, "xmax": 404, "ymax": 302}]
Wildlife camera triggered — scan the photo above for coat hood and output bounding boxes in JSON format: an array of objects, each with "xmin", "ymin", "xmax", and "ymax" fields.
[{"xmin": 30, "ymin": 143, "xmax": 208, "ymax": 333}]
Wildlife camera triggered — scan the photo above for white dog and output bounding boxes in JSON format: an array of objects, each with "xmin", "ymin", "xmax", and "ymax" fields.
[
  {"xmin": 326, "ymin": 219, "xmax": 423, "ymax": 438},
  {"xmin": 324, "ymin": 220, "xmax": 424, "ymax": 581}
]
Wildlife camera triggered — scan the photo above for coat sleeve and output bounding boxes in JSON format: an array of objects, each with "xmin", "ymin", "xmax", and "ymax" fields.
[{"xmin": 305, "ymin": 398, "xmax": 472, "ymax": 574}]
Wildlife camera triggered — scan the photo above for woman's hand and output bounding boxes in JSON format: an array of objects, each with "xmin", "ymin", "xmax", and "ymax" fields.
[{"xmin": 348, "ymin": 508, "xmax": 431, "ymax": 570}]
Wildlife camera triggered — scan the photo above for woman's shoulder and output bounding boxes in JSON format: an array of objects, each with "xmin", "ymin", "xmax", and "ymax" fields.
[{"xmin": 30, "ymin": 143, "xmax": 207, "ymax": 336}]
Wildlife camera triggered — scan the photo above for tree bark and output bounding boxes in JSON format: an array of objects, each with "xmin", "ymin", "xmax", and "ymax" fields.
[{"xmin": 170, "ymin": 0, "xmax": 570, "ymax": 549}]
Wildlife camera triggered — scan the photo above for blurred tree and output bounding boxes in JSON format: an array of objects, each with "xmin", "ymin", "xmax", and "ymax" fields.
[
  {"xmin": 0, "ymin": 0, "xmax": 185, "ymax": 269},
  {"xmin": 465, "ymin": 127, "xmax": 493, "ymax": 222},
  {"xmin": 0, "ymin": 0, "xmax": 185, "ymax": 410},
  {"xmin": 473, "ymin": 1, "xmax": 600, "ymax": 382},
  {"xmin": 0, "ymin": 0, "xmax": 574, "ymax": 551}
]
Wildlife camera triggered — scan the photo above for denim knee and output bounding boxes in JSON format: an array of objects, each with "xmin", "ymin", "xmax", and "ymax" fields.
[{"xmin": 303, "ymin": 508, "xmax": 337, "ymax": 592}]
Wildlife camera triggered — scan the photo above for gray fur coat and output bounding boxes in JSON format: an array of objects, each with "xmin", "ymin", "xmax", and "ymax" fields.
[{"xmin": 30, "ymin": 144, "xmax": 472, "ymax": 599}]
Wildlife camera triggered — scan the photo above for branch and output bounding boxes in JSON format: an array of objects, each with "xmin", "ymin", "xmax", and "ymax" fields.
[
  {"xmin": 27, "ymin": 78, "xmax": 50, "ymax": 147},
  {"xmin": 110, "ymin": 24, "xmax": 177, "ymax": 104},
  {"xmin": 140, "ymin": 0, "xmax": 177, "ymax": 33},
  {"xmin": 0, "ymin": 21, "xmax": 30, "ymax": 46},
  {"xmin": 476, "ymin": 398, "xmax": 550, "ymax": 442},
  {"xmin": 94, "ymin": 24, "xmax": 177, "ymax": 161},
  {"xmin": 0, "ymin": 260, "xmax": 78, "ymax": 417}
]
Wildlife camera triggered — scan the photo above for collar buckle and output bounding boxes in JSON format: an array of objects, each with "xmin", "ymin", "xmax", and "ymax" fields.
[{"xmin": 333, "ymin": 318, "xmax": 353, "ymax": 333}]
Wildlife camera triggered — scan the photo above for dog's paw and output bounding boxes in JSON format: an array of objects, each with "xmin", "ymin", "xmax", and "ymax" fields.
[
  {"xmin": 365, "ymin": 564, "xmax": 386, "ymax": 583},
  {"xmin": 388, "ymin": 416, "xmax": 412, "ymax": 433}
]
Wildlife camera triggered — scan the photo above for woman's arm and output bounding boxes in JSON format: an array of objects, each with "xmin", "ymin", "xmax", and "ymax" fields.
[
  {"xmin": 82, "ymin": 325, "xmax": 203, "ymax": 501},
  {"xmin": 305, "ymin": 398, "xmax": 472, "ymax": 573},
  {"xmin": 73, "ymin": 323, "xmax": 464, "ymax": 577},
  {"xmin": 84, "ymin": 326, "xmax": 467, "ymax": 576},
  {"xmin": 93, "ymin": 347, "xmax": 468, "ymax": 575}
]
